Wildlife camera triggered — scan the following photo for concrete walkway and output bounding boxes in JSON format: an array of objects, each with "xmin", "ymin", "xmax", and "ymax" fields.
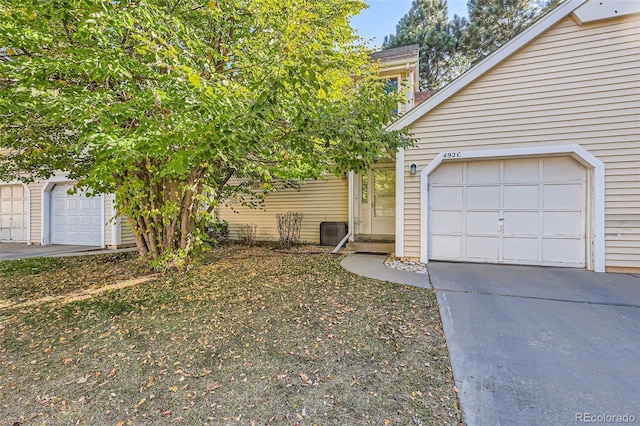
[{"xmin": 340, "ymin": 253, "xmax": 430, "ymax": 288}]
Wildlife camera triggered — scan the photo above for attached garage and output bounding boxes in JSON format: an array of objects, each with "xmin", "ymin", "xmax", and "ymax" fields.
[
  {"xmin": 0, "ymin": 184, "xmax": 28, "ymax": 242},
  {"xmin": 428, "ymin": 156, "xmax": 587, "ymax": 268},
  {"xmin": 50, "ymin": 183, "xmax": 103, "ymax": 246},
  {"xmin": 389, "ymin": 1, "xmax": 639, "ymax": 272}
]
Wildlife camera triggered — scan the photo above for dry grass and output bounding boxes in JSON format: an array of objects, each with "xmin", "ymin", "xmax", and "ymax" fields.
[{"xmin": 0, "ymin": 246, "xmax": 461, "ymax": 425}]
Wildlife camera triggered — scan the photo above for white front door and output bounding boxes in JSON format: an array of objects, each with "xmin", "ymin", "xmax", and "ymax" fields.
[
  {"xmin": 51, "ymin": 184, "xmax": 103, "ymax": 246},
  {"xmin": 428, "ymin": 157, "xmax": 587, "ymax": 267},
  {"xmin": 0, "ymin": 185, "xmax": 27, "ymax": 242},
  {"xmin": 357, "ymin": 167, "xmax": 396, "ymax": 236}
]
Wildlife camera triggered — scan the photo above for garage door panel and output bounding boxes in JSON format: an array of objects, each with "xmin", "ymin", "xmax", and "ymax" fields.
[
  {"xmin": 467, "ymin": 236, "xmax": 499, "ymax": 259},
  {"xmin": 503, "ymin": 237, "xmax": 539, "ymax": 262},
  {"xmin": 467, "ymin": 186, "xmax": 499, "ymax": 209},
  {"xmin": 467, "ymin": 211, "xmax": 499, "ymax": 234},
  {"xmin": 542, "ymin": 238, "xmax": 584, "ymax": 264},
  {"xmin": 431, "ymin": 235, "xmax": 462, "ymax": 258},
  {"xmin": 503, "ymin": 211, "xmax": 539, "ymax": 235},
  {"xmin": 504, "ymin": 158, "xmax": 539, "ymax": 182},
  {"xmin": 467, "ymin": 161, "xmax": 500, "ymax": 182},
  {"xmin": 430, "ymin": 186, "xmax": 463, "ymax": 209},
  {"xmin": 0, "ymin": 184, "xmax": 27, "ymax": 242},
  {"xmin": 429, "ymin": 157, "xmax": 587, "ymax": 268},
  {"xmin": 543, "ymin": 157, "xmax": 585, "ymax": 180},
  {"xmin": 51, "ymin": 184, "xmax": 102, "ymax": 246},
  {"xmin": 431, "ymin": 162, "xmax": 463, "ymax": 184},
  {"xmin": 503, "ymin": 185, "xmax": 539, "ymax": 209},
  {"xmin": 544, "ymin": 184, "xmax": 584, "ymax": 209},
  {"xmin": 543, "ymin": 211, "xmax": 582, "ymax": 235},
  {"xmin": 431, "ymin": 211, "xmax": 463, "ymax": 233}
]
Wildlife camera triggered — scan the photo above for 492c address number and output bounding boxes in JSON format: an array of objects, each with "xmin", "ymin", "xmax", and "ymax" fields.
[{"xmin": 443, "ymin": 152, "xmax": 462, "ymax": 158}]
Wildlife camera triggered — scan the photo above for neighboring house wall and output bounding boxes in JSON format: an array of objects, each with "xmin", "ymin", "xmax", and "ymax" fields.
[
  {"xmin": 401, "ymin": 14, "xmax": 640, "ymax": 270},
  {"xmin": 218, "ymin": 175, "xmax": 348, "ymax": 244},
  {"xmin": 29, "ymin": 181, "xmax": 44, "ymax": 244}
]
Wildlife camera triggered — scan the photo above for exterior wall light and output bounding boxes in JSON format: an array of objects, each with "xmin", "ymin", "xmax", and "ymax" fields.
[{"xmin": 410, "ymin": 163, "xmax": 418, "ymax": 175}]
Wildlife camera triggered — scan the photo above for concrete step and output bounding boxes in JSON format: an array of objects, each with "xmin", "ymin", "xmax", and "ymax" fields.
[{"xmin": 346, "ymin": 241, "xmax": 395, "ymax": 254}]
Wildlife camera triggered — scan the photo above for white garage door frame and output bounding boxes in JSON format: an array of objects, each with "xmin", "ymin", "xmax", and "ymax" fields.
[
  {"xmin": 41, "ymin": 176, "xmax": 105, "ymax": 247},
  {"xmin": 0, "ymin": 181, "xmax": 31, "ymax": 244},
  {"xmin": 420, "ymin": 144, "xmax": 605, "ymax": 272}
]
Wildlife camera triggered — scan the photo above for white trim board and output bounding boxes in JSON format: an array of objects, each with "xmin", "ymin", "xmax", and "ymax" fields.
[
  {"xmin": 395, "ymin": 148, "xmax": 405, "ymax": 257},
  {"xmin": 419, "ymin": 145, "xmax": 605, "ymax": 272}
]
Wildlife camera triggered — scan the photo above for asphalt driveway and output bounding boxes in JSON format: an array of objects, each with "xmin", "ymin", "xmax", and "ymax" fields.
[{"xmin": 429, "ymin": 262, "xmax": 640, "ymax": 425}]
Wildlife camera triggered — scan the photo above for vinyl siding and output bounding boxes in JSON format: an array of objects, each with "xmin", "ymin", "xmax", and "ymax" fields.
[
  {"xmin": 104, "ymin": 194, "xmax": 114, "ymax": 247},
  {"xmin": 218, "ymin": 175, "xmax": 348, "ymax": 244},
  {"xmin": 28, "ymin": 181, "xmax": 43, "ymax": 244},
  {"xmin": 402, "ymin": 14, "xmax": 640, "ymax": 270}
]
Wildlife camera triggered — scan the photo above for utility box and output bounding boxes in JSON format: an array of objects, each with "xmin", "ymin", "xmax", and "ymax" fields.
[{"xmin": 319, "ymin": 222, "xmax": 348, "ymax": 246}]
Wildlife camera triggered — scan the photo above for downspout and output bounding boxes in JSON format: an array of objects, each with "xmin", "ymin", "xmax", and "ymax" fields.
[{"xmin": 332, "ymin": 171, "xmax": 354, "ymax": 253}]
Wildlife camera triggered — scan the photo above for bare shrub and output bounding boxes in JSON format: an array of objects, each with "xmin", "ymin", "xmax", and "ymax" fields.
[
  {"xmin": 276, "ymin": 212, "xmax": 304, "ymax": 249},
  {"xmin": 238, "ymin": 224, "xmax": 258, "ymax": 246}
]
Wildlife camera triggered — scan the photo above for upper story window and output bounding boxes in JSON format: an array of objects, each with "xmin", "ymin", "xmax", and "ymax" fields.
[{"xmin": 383, "ymin": 77, "xmax": 400, "ymax": 115}]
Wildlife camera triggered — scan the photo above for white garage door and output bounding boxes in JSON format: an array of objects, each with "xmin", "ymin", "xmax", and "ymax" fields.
[
  {"xmin": 51, "ymin": 184, "xmax": 102, "ymax": 246},
  {"xmin": 429, "ymin": 157, "xmax": 586, "ymax": 268},
  {"xmin": 0, "ymin": 185, "xmax": 28, "ymax": 242}
]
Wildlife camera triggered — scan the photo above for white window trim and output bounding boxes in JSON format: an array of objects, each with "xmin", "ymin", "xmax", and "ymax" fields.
[
  {"xmin": 420, "ymin": 144, "xmax": 605, "ymax": 272},
  {"xmin": 41, "ymin": 176, "xmax": 106, "ymax": 248}
]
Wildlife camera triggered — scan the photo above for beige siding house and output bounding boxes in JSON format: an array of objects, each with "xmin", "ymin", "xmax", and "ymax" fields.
[
  {"xmin": 218, "ymin": 45, "xmax": 421, "ymax": 245},
  {"xmin": 0, "ymin": 173, "xmax": 134, "ymax": 249},
  {"xmin": 389, "ymin": 0, "xmax": 640, "ymax": 272},
  {"xmin": 220, "ymin": 0, "xmax": 639, "ymax": 273},
  {"xmin": 2, "ymin": 0, "xmax": 638, "ymax": 273}
]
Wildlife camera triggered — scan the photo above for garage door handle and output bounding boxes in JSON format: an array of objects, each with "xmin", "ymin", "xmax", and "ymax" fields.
[{"xmin": 498, "ymin": 218, "xmax": 504, "ymax": 232}]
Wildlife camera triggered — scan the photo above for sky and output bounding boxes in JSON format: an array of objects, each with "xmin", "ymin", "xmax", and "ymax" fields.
[{"xmin": 351, "ymin": 0, "xmax": 469, "ymax": 48}]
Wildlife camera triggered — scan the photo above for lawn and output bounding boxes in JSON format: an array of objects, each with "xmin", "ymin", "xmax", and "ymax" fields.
[{"xmin": 0, "ymin": 246, "xmax": 460, "ymax": 425}]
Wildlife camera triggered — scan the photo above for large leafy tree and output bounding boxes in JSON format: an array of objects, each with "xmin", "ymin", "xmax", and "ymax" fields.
[
  {"xmin": 383, "ymin": 0, "xmax": 460, "ymax": 90},
  {"xmin": 462, "ymin": 0, "xmax": 560, "ymax": 59},
  {"xmin": 0, "ymin": 0, "xmax": 410, "ymax": 264}
]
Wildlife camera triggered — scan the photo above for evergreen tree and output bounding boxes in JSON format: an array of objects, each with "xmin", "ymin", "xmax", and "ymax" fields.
[
  {"xmin": 383, "ymin": 0, "xmax": 458, "ymax": 90},
  {"xmin": 463, "ymin": 0, "xmax": 560, "ymax": 60}
]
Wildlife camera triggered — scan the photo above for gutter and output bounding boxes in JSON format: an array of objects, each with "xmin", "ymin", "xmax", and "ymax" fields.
[{"xmin": 332, "ymin": 231, "xmax": 352, "ymax": 254}]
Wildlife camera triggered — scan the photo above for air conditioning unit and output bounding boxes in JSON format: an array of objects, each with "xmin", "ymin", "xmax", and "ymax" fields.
[{"xmin": 319, "ymin": 222, "xmax": 348, "ymax": 246}]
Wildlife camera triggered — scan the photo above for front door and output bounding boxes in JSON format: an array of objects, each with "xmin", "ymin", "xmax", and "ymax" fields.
[{"xmin": 357, "ymin": 167, "xmax": 395, "ymax": 236}]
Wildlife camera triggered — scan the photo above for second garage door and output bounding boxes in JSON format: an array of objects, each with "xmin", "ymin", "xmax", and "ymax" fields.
[
  {"xmin": 429, "ymin": 156, "xmax": 586, "ymax": 268},
  {"xmin": 51, "ymin": 184, "xmax": 103, "ymax": 246},
  {"xmin": 0, "ymin": 185, "xmax": 28, "ymax": 242}
]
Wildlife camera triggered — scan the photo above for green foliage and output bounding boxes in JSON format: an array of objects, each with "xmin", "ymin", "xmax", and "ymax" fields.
[
  {"xmin": 383, "ymin": 0, "xmax": 559, "ymax": 89},
  {"xmin": 199, "ymin": 216, "xmax": 229, "ymax": 245},
  {"xmin": 383, "ymin": 0, "xmax": 462, "ymax": 90},
  {"xmin": 462, "ymin": 0, "xmax": 560, "ymax": 60},
  {"xmin": 0, "ymin": 0, "xmax": 411, "ymax": 267}
]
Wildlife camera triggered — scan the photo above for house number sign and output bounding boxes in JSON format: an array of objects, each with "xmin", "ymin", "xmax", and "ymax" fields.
[{"xmin": 443, "ymin": 152, "xmax": 462, "ymax": 159}]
